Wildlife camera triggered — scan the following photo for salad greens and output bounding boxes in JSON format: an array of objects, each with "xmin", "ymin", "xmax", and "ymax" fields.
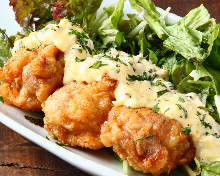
[
  {"xmin": 201, "ymin": 161, "xmax": 220, "ymax": 176},
  {"xmin": 0, "ymin": 29, "xmax": 12, "ymax": 67},
  {"xmin": 185, "ymin": 159, "xmax": 220, "ymax": 176},
  {"xmin": 9, "ymin": 0, "xmax": 53, "ymax": 30},
  {"xmin": 9, "ymin": 0, "xmax": 102, "ymax": 30},
  {"xmin": 2, "ymin": 0, "xmax": 220, "ymax": 175}
]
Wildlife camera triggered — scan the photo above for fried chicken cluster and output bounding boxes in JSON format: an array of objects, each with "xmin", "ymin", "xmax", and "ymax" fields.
[
  {"xmin": 42, "ymin": 77, "xmax": 195, "ymax": 175},
  {"xmin": 101, "ymin": 106, "xmax": 195, "ymax": 175},
  {"xmin": 1, "ymin": 45, "xmax": 195, "ymax": 175},
  {"xmin": 43, "ymin": 76, "xmax": 116, "ymax": 149},
  {"xmin": 0, "ymin": 45, "xmax": 64, "ymax": 111}
]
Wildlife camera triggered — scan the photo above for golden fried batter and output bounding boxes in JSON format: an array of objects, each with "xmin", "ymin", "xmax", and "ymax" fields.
[
  {"xmin": 43, "ymin": 77, "xmax": 117, "ymax": 150},
  {"xmin": 0, "ymin": 45, "xmax": 64, "ymax": 111},
  {"xmin": 101, "ymin": 106, "xmax": 195, "ymax": 175}
]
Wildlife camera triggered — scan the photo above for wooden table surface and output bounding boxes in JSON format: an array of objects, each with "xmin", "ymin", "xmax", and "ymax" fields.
[{"xmin": 1, "ymin": 0, "xmax": 220, "ymax": 176}]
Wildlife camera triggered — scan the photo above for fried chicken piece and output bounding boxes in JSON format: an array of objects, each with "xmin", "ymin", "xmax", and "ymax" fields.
[
  {"xmin": 101, "ymin": 106, "xmax": 195, "ymax": 175},
  {"xmin": 43, "ymin": 77, "xmax": 117, "ymax": 150},
  {"xmin": 0, "ymin": 45, "xmax": 64, "ymax": 111}
]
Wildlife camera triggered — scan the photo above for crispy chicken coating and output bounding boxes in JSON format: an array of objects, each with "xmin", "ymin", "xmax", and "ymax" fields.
[
  {"xmin": 43, "ymin": 77, "xmax": 117, "ymax": 150},
  {"xmin": 0, "ymin": 45, "xmax": 64, "ymax": 111},
  {"xmin": 101, "ymin": 106, "xmax": 195, "ymax": 175}
]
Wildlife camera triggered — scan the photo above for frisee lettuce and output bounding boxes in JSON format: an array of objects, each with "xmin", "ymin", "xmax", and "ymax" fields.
[
  {"xmin": 0, "ymin": 29, "xmax": 12, "ymax": 67},
  {"xmin": 129, "ymin": 0, "xmax": 219, "ymax": 62},
  {"xmin": 97, "ymin": 0, "xmax": 125, "ymax": 47}
]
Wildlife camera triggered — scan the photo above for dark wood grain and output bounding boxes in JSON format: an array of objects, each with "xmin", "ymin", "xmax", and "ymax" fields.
[
  {"xmin": 1, "ymin": 1, "xmax": 220, "ymax": 176},
  {"xmin": 0, "ymin": 123, "xmax": 89, "ymax": 176}
]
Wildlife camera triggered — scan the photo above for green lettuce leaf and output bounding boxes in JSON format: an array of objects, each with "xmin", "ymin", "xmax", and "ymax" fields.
[
  {"xmin": 130, "ymin": 0, "xmax": 219, "ymax": 62},
  {"xmin": 164, "ymin": 5, "xmax": 219, "ymax": 62},
  {"xmin": 129, "ymin": 0, "xmax": 167, "ymax": 39},
  {"xmin": 10, "ymin": 0, "xmax": 102, "ymax": 30},
  {"xmin": 63, "ymin": 0, "xmax": 102, "ymax": 27},
  {"xmin": 206, "ymin": 24, "xmax": 220, "ymax": 69},
  {"xmin": 0, "ymin": 29, "xmax": 12, "ymax": 67},
  {"xmin": 9, "ymin": 0, "xmax": 53, "ymax": 29},
  {"xmin": 97, "ymin": 0, "xmax": 125, "ymax": 47},
  {"xmin": 201, "ymin": 161, "xmax": 220, "ymax": 176},
  {"xmin": 88, "ymin": 6, "xmax": 114, "ymax": 38}
]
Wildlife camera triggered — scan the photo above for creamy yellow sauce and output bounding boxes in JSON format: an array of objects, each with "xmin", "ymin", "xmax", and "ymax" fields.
[{"xmin": 12, "ymin": 19, "xmax": 220, "ymax": 163}]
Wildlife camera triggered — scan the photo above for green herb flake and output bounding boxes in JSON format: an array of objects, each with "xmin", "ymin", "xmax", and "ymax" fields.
[
  {"xmin": 55, "ymin": 141, "xmax": 68, "ymax": 146},
  {"xmin": 127, "ymin": 72, "xmax": 157, "ymax": 82},
  {"xmin": 181, "ymin": 127, "xmax": 191, "ymax": 134},
  {"xmin": 89, "ymin": 61, "xmax": 107, "ymax": 69},
  {"xmin": 157, "ymin": 89, "xmax": 169, "ymax": 98},
  {"xmin": 212, "ymin": 133, "xmax": 220, "ymax": 139},
  {"xmin": 128, "ymin": 61, "xmax": 136, "ymax": 72},
  {"xmin": 69, "ymin": 29, "xmax": 92, "ymax": 54},
  {"xmin": 164, "ymin": 108, "xmax": 170, "ymax": 114},
  {"xmin": 135, "ymin": 135, "xmax": 154, "ymax": 142},
  {"xmin": 75, "ymin": 57, "xmax": 85, "ymax": 62},
  {"xmin": 204, "ymin": 132, "xmax": 209, "ymax": 136},
  {"xmin": 176, "ymin": 104, "xmax": 188, "ymax": 118},
  {"xmin": 0, "ymin": 96, "xmax": 4, "ymax": 103},
  {"xmin": 116, "ymin": 69, "xmax": 120, "ymax": 73},
  {"xmin": 178, "ymin": 97, "xmax": 185, "ymax": 103},
  {"xmin": 72, "ymin": 48, "xmax": 83, "ymax": 53},
  {"xmin": 200, "ymin": 115, "xmax": 212, "ymax": 129},
  {"xmin": 26, "ymin": 44, "xmax": 42, "ymax": 52},
  {"xmin": 46, "ymin": 136, "xmax": 50, "ymax": 140},
  {"xmin": 24, "ymin": 115, "xmax": 44, "ymax": 127},
  {"xmin": 19, "ymin": 41, "xmax": 23, "ymax": 50},
  {"xmin": 154, "ymin": 80, "xmax": 166, "ymax": 87},
  {"xmin": 26, "ymin": 48, "xmax": 35, "ymax": 51},
  {"xmin": 104, "ymin": 54, "xmax": 127, "ymax": 66},
  {"xmin": 197, "ymin": 111, "xmax": 201, "ymax": 116},
  {"xmin": 153, "ymin": 104, "xmax": 159, "ymax": 113},
  {"xmin": 51, "ymin": 134, "xmax": 58, "ymax": 140}
]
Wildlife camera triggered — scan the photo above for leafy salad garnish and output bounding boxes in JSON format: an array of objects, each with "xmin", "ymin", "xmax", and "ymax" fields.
[{"xmin": 0, "ymin": 0, "xmax": 220, "ymax": 175}]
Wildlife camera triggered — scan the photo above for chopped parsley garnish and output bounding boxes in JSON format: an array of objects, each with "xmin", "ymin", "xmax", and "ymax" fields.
[
  {"xmin": 19, "ymin": 41, "xmax": 23, "ymax": 50},
  {"xmin": 24, "ymin": 115, "xmax": 44, "ymax": 127},
  {"xmin": 197, "ymin": 111, "xmax": 201, "ymax": 116},
  {"xmin": 128, "ymin": 61, "xmax": 136, "ymax": 72},
  {"xmin": 75, "ymin": 57, "xmax": 85, "ymax": 62},
  {"xmin": 212, "ymin": 133, "xmax": 220, "ymax": 138},
  {"xmin": 26, "ymin": 48, "xmax": 36, "ymax": 51},
  {"xmin": 198, "ymin": 106, "xmax": 210, "ymax": 112},
  {"xmin": 116, "ymin": 69, "xmax": 120, "ymax": 73},
  {"xmin": 164, "ymin": 108, "xmax": 170, "ymax": 114},
  {"xmin": 152, "ymin": 104, "xmax": 159, "ymax": 113},
  {"xmin": 0, "ymin": 96, "xmax": 4, "ymax": 103},
  {"xmin": 104, "ymin": 54, "xmax": 127, "ymax": 66},
  {"xmin": 55, "ymin": 141, "xmax": 68, "ymax": 146},
  {"xmin": 200, "ymin": 115, "xmax": 212, "ymax": 129},
  {"xmin": 157, "ymin": 89, "xmax": 169, "ymax": 97},
  {"xmin": 153, "ymin": 80, "xmax": 166, "ymax": 87},
  {"xmin": 89, "ymin": 61, "xmax": 107, "ymax": 69},
  {"xmin": 72, "ymin": 48, "xmax": 83, "ymax": 53},
  {"xmin": 51, "ymin": 134, "xmax": 58, "ymax": 140},
  {"xmin": 178, "ymin": 97, "xmax": 185, "ymax": 103},
  {"xmin": 69, "ymin": 19, "xmax": 78, "ymax": 26},
  {"xmin": 127, "ymin": 72, "xmax": 157, "ymax": 82},
  {"xmin": 135, "ymin": 135, "xmax": 154, "ymax": 142},
  {"xmin": 176, "ymin": 104, "xmax": 188, "ymax": 118},
  {"xmin": 204, "ymin": 132, "xmax": 209, "ymax": 136},
  {"xmin": 69, "ymin": 29, "xmax": 92, "ymax": 54},
  {"xmin": 181, "ymin": 127, "xmax": 191, "ymax": 134},
  {"xmin": 46, "ymin": 136, "xmax": 50, "ymax": 140},
  {"xmin": 26, "ymin": 44, "xmax": 42, "ymax": 52}
]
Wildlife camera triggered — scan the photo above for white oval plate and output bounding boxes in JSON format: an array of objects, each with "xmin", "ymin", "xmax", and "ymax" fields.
[{"xmin": 0, "ymin": 0, "xmax": 184, "ymax": 176}]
